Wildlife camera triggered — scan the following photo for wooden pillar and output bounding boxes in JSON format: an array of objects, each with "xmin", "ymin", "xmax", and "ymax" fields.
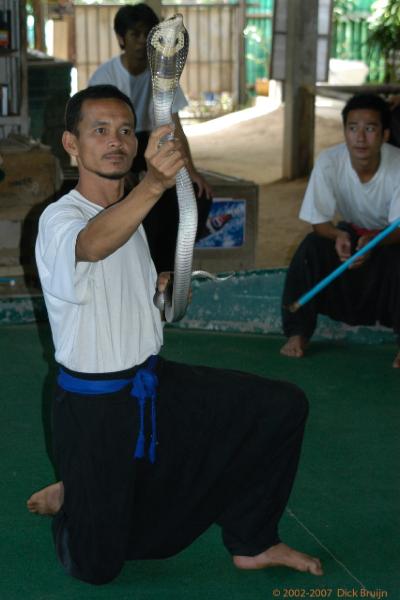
[
  {"xmin": 31, "ymin": 0, "xmax": 46, "ymax": 52},
  {"xmin": 283, "ymin": 0, "xmax": 318, "ymax": 180},
  {"xmin": 19, "ymin": 0, "xmax": 29, "ymax": 135},
  {"xmin": 237, "ymin": 0, "xmax": 247, "ymax": 107}
]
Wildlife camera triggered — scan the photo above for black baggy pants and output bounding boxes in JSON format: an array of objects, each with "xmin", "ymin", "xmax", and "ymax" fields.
[
  {"xmin": 51, "ymin": 357, "xmax": 308, "ymax": 585},
  {"xmin": 282, "ymin": 229, "xmax": 400, "ymax": 341}
]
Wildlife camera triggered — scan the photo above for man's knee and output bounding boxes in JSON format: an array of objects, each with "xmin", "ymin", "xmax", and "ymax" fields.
[
  {"xmin": 61, "ymin": 548, "xmax": 124, "ymax": 585},
  {"xmin": 265, "ymin": 380, "xmax": 309, "ymax": 424},
  {"xmin": 68, "ymin": 560, "xmax": 123, "ymax": 586},
  {"xmin": 298, "ymin": 232, "xmax": 334, "ymax": 257},
  {"xmin": 53, "ymin": 513, "xmax": 124, "ymax": 585},
  {"xmin": 256, "ymin": 380, "xmax": 309, "ymax": 450},
  {"xmin": 380, "ymin": 245, "xmax": 400, "ymax": 274},
  {"xmin": 286, "ymin": 233, "xmax": 335, "ymax": 281},
  {"xmin": 285, "ymin": 382, "xmax": 309, "ymax": 421}
]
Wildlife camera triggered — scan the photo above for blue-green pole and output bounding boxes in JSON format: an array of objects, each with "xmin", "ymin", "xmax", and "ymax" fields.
[{"xmin": 289, "ymin": 216, "xmax": 400, "ymax": 312}]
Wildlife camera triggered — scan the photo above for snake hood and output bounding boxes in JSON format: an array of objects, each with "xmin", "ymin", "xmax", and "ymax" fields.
[{"xmin": 147, "ymin": 14, "xmax": 189, "ymax": 94}]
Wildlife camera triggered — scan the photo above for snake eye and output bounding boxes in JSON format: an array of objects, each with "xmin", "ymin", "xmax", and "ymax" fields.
[
  {"xmin": 175, "ymin": 37, "xmax": 179, "ymax": 45},
  {"xmin": 158, "ymin": 35, "xmax": 164, "ymax": 45}
]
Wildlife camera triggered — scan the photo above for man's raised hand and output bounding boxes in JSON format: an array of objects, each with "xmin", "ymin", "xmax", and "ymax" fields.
[{"xmin": 144, "ymin": 124, "xmax": 186, "ymax": 194}]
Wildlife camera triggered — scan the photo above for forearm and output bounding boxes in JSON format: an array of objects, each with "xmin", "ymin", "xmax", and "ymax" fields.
[
  {"xmin": 313, "ymin": 222, "xmax": 345, "ymax": 241},
  {"xmin": 389, "ymin": 95, "xmax": 400, "ymax": 110},
  {"xmin": 380, "ymin": 227, "xmax": 400, "ymax": 245},
  {"xmin": 76, "ymin": 178, "xmax": 162, "ymax": 262},
  {"xmin": 76, "ymin": 123, "xmax": 185, "ymax": 262},
  {"xmin": 314, "ymin": 222, "xmax": 400, "ymax": 246}
]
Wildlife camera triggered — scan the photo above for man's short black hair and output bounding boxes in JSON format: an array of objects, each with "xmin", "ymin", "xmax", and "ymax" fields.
[
  {"xmin": 114, "ymin": 3, "xmax": 159, "ymax": 47},
  {"xmin": 342, "ymin": 93, "xmax": 391, "ymax": 131},
  {"xmin": 65, "ymin": 85, "xmax": 136, "ymax": 135}
]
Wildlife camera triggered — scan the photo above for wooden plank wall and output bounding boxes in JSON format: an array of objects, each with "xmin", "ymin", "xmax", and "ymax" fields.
[
  {"xmin": 162, "ymin": 4, "xmax": 238, "ymax": 100},
  {"xmin": 74, "ymin": 3, "xmax": 239, "ymax": 102},
  {"xmin": 75, "ymin": 4, "xmax": 120, "ymax": 90}
]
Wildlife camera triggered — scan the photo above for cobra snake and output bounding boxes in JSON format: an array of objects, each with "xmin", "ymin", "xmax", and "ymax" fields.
[{"xmin": 147, "ymin": 14, "xmax": 231, "ymax": 323}]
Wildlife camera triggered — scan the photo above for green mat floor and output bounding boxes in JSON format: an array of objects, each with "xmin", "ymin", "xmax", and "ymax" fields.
[{"xmin": 0, "ymin": 323, "xmax": 398, "ymax": 599}]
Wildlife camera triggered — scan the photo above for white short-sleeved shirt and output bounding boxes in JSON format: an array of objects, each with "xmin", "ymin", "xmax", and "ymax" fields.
[
  {"xmin": 299, "ymin": 143, "xmax": 400, "ymax": 229},
  {"xmin": 88, "ymin": 57, "xmax": 188, "ymax": 133},
  {"xmin": 35, "ymin": 190, "xmax": 163, "ymax": 373}
]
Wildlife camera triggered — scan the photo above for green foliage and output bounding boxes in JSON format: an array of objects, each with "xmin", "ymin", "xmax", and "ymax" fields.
[
  {"xmin": 243, "ymin": 24, "xmax": 270, "ymax": 78},
  {"xmin": 333, "ymin": 0, "xmax": 358, "ymax": 20},
  {"xmin": 367, "ymin": 0, "xmax": 400, "ymax": 81},
  {"xmin": 72, "ymin": 0, "xmax": 125, "ymax": 4}
]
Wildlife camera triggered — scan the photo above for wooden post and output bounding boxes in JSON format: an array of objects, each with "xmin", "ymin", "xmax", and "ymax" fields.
[
  {"xmin": 237, "ymin": 0, "xmax": 247, "ymax": 107},
  {"xmin": 283, "ymin": 0, "xmax": 318, "ymax": 180},
  {"xmin": 31, "ymin": 0, "xmax": 46, "ymax": 52},
  {"xmin": 19, "ymin": 0, "xmax": 29, "ymax": 135}
]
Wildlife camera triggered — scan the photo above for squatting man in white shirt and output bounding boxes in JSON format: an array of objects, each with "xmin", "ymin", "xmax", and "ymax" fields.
[{"xmin": 281, "ymin": 93, "xmax": 400, "ymax": 368}]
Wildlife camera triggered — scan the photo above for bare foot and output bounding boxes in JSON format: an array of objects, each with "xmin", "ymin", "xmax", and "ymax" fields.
[
  {"xmin": 233, "ymin": 542, "xmax": 323, "ymax": 575},
  {"xmin": 280, "ymin": 336, "xmax": 308, "ymax": 358},
  {"xmin": 392, "ymin": 350, "xmax": 400, "ymax": 369},
  {"xmin": 27, "ymin": 482, "xmax": 64, "ymax": 516}
]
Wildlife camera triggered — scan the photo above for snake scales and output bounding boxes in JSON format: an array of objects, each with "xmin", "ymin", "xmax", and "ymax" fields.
[{"xmin": 147, "ymin": 14, "xmax": 230, "ymax": 323}]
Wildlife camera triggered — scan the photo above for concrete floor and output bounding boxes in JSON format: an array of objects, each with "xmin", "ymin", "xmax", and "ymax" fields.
[{"xmin": 185, "ymin": 98, "xmax": 344, "ymax": 268}]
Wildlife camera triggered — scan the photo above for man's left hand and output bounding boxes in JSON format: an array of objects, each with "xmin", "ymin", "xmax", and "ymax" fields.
[
  {"xmin": 349, "ymin": 234, "xmax": 374, "ymax": 269},
  {"xmin": 156, "ymin": 271, "xmax": 192, "ymax": 303},
  {"xmin": 190, "ymin": 169, "xmax": 213, "ymax": 199},
  {"xmin": 157, "ymin": 271, "xmax": 171, "ymax": 294}
]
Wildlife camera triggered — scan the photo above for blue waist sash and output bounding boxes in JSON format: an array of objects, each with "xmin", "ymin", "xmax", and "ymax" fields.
[{"xmin": 57, "ymin": 355, "xmax": 159, "ymax": 463}]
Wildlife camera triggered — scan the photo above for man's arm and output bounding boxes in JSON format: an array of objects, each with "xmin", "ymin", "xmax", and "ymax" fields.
[
  {"xmin": 172, "ymin": 113, "xmax": 212, "ymax": 198},
  {"xmin": 313, "ymin": 222, "xmax": 352, "ymax": 262},
  {"xmin": 354, "ymin": 226, "xmax": 400, "ymax": 257},
  {"xmin": 76, "ymin": 125, "xmax": 185, "ymax": 262},
  {"xmin": 313, "ymin": 221, "xmax": 369, "ymax": 270},
  {"xmin": 389, "ymin": 95, "xmax": 400, "ymax": 110},
  {"xmin": 370, "ymin": 227, "xmax": 400, "ymax": 246},
  {"xmin": 348, "ymin": 226, "xmax": 400, "ymax": 269},
  {"xmin": 314, "ymin": 221, "xmax": 400, "ymax": 271}
]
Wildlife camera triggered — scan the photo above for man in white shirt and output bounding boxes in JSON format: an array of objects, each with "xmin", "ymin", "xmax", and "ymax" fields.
[
  {"xmin": 280, "ymin": 93, "xmax": 400, "ymax": 367},
  {"xmin": 89, "ymin": 3, "xmax": 212, "ymax": 272},
  {"xmin": 27, "ymin": 85, "xmax": 322, "ymax": 584}
]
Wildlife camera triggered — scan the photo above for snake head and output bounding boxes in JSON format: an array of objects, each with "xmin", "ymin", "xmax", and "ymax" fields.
[{"xmin": 147, "ymin": 13, "xmax": 189, "ymax": 84}]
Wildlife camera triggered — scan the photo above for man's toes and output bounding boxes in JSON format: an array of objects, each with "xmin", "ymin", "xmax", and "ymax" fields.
[
  {"xmin": 392, "ymin": 353, "xmax": 400, "ymax": 368},
  {"xmin": 281, "ymin": 344, "xmax": 297, "ymax": 357},
  {"xmin": 290, "ymin": 347, "xmax": 304, "ymax": 358},
  {"xmin": 27, "ymin": 500, "xmax": 37, "ymax": 513},
  {"xmin": 309, "ymin": 559, "xmax": 323, "ymax": 575}
]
